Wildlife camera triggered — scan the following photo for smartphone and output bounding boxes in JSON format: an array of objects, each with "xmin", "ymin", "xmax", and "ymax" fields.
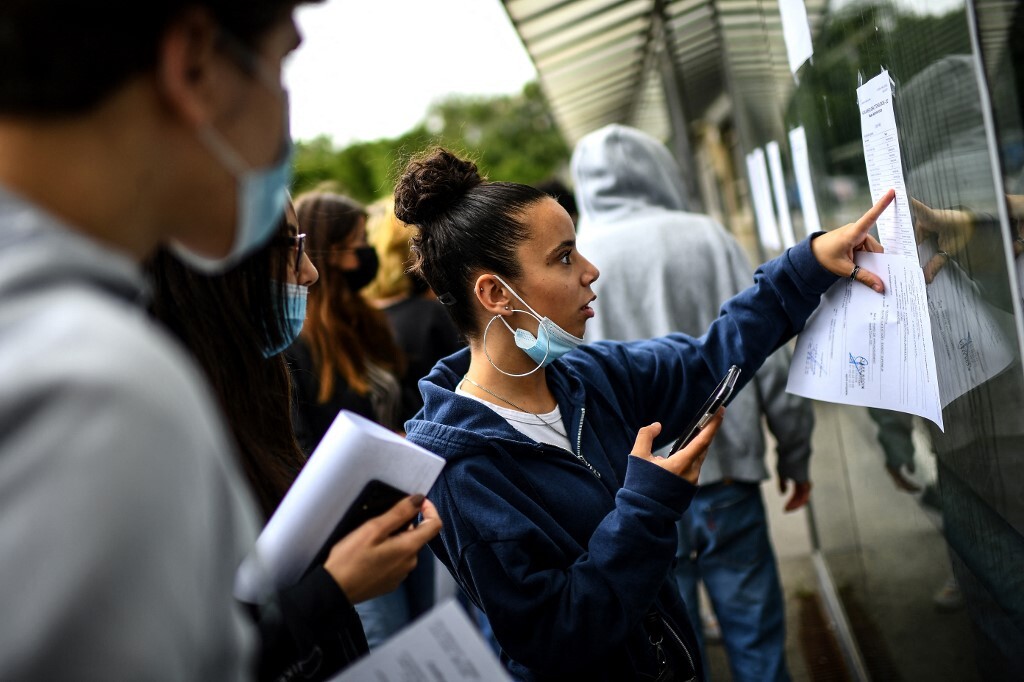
[
  {"xmin": 669, "ymin": 365, "xmax": 741, "ymax": 455},
  {"xmin": 311, "ymin": 479, "xmax": 408, "ymax": 570}
]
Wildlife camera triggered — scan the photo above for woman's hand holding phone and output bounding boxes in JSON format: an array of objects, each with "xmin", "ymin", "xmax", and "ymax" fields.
[
  {"xmin": 323, "ymin": 495, "xmax": 442, "ymax": 604},
  {"xmin": 630, "ymin": 410, "xmax": 724, "ymax": 485}
]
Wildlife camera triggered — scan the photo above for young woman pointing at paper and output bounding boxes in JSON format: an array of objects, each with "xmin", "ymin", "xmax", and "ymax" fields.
[
  {"xmin": 148, "ymin": 200, "xmax": 440, "ymax": 680},
  {"xmin": 395, "ymin": 148, "xmax": 893, "ymax": 682}
]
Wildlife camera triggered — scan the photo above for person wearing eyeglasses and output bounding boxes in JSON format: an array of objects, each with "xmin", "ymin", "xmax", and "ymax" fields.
[
  {"xmin": 286, "ymin": 190, "xmax": 436, "ymax": 649},
  {"xmin": 286, "ymin": 191, "xmax": 412, "ymax": 450},
  {"xmin": 147, "ymin": 201, "xmax": 441, "ymax": 680}
]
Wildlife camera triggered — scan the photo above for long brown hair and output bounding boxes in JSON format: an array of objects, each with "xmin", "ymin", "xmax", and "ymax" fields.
[
  {"xmin": 296, "ymin": 191, "xmax": 405, "ymax": 402},
  {"xmin": 146, "ymin": 213, "xmax": 306, "ymax": 519}
]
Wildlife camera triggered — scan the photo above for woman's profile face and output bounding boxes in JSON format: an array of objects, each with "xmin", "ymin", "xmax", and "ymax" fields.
[{"xmin": 510, "ymin": 197, "xmax": 600, "ymax": 338}]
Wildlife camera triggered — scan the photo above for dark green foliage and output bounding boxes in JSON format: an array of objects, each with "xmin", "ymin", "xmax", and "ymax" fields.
[{"xmin": 291, "ymin": 82, "xmax": 569, "ymax": 203}]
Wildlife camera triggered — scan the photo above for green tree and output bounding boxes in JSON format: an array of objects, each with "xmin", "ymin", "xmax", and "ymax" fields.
[{"xmin": 290, "ymin": 82, "xmax": 569, "ymax": 203}]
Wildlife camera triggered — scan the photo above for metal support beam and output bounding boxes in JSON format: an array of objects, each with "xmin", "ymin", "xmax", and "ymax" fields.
[{"xmin": 652, "ymin": 4, "xmax": 704, "ymax": 212}]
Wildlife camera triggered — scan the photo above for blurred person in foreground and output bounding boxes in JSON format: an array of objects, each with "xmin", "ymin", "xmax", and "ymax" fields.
[
  {"xmin": 0, "ymin": 1, "xmax": 326, "ymax": 677},
  {"xmin": 571, "ymin": 124, "xmax": 815, "ymax": 682},
  {"xmin": 148, "ymin": 201, "xmax": 440, "ymax": 679}
]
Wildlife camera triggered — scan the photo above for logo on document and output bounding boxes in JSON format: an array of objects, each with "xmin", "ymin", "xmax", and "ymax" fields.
[
  {"xmin": 847, "ymin": 352, "xmax": 868, "ymax": 390},
  {"xmin": 958, "ymin": 333, "xmax": 978, "ymax": 373}
]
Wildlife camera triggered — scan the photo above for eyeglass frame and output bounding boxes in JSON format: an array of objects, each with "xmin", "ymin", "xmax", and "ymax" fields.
[{"xmin": 275, "ymin": 232, "xmax": 306, "ymax": 273}]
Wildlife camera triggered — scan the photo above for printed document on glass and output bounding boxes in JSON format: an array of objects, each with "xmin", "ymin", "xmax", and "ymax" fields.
[
  {"xmin": 766, "ymin": 141, "xmax": 797, "ymax": 248},
  {"xmin": 920, "ymin": 240, "xmax": 1015, "ymax": 406},
  {"xmin": 857, "ymin": 70, "xmax": 916, "ymax": 257},
  {"xmin": 745, "ymin": 148, "xmax": 782, "ymax": 250},
  {"xmin": 333, "ymin": 600, "xmax": 512, "ymax": 682},
  {"xmin": 788, "ymin": 126, "xmax": 822, "ymax": 235},
  {"xmin": 778, "ymin": 0, "xmax": 814, "ymax": 75},
  {"xmin": 787, "ymin": 252, "xmax": 943, "ymax": 430},
  {"xmin": 234, "ymin": 410, "xmax": 445, "ymax": 602}
]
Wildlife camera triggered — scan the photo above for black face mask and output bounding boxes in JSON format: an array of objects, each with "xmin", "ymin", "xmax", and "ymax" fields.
[{"xmin": 342, "ymin": 246, "xmax": 379, "ymax": 292}]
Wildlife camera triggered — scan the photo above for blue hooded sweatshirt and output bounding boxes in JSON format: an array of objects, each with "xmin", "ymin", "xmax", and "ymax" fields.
[{"xmin": 405, "ymin": 237, "xmax": 838, "ymax": 681}]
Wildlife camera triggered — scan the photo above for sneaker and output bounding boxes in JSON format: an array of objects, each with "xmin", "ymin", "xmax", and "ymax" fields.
[
  {"xmin": 933, "ymin": 576, "xmax": 965, "ymax": 612},
  {"xmin": 701, "ymin": 609, "xmax": 722, "ymax": 643}
]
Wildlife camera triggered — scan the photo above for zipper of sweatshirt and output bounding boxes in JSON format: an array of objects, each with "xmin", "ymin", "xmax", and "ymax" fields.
[
  {"xmin": 572, "ymin": 407, "xmax": 601, "ymax": 479},
  {"xmin": 660, "ymin": 613, "xmax": 697, "ymax": 681}
]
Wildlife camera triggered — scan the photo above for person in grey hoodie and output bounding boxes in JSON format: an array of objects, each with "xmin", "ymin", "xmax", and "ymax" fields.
[
  {"xmin": 0, "ymin": 1, "xmax": 311, "ymax": 678},
  {"xmin": 572, "ymin": 124, "xmax": 813, "ymax": 682}
]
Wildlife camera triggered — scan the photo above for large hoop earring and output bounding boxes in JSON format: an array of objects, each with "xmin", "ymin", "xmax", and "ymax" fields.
[{"xmin": 481, "ymin": 310, "xmax": 550, "ymax": 377}]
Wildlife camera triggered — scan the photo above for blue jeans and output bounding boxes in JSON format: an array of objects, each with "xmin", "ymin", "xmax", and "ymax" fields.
[
  {"xmin": 674, "ymin": 482, "xmax": 790, "ymax": 682},
  {"xmin": 355, "ymin": 546, "xmax": 435, "ymax": 648}
]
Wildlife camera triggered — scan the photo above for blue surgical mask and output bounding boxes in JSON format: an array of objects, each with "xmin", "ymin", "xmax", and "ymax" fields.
[
  {"xmin": 263, "ymin": 282, "xmax": 307, "ymax": 358},
  {"xmin": 170, "ymin": 49, "xmax": 292, "ymax": 274},
  {"xmin": 483, "ymin": 274, "xmax": 586, "ymax": 375}
]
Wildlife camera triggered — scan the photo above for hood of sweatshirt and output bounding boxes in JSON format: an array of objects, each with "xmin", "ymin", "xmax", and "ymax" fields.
[{"xmin": 571, "ymin": 123, "xmax": 690, "ymax": 229}]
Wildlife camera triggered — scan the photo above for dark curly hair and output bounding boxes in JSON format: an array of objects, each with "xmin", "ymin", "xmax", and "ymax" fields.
[{"xmin": 393, "ymin": 148, "xmax": 547, "ymax": 337}]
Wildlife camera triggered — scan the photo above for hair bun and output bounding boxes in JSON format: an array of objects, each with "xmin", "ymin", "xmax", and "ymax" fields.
[{"xmin": 394, "ymin": 148, "xmax": 483, "ymax": 227}]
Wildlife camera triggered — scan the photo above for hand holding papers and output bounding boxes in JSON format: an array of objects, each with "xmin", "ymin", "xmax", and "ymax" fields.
[
  {"xmin": 235, "ymin": 410, "xmax": 445, "ymax": 603},
  {"xmin": 788, "ymin": 69, "xmax": 1015, "ymax": 426},
  {"xmin": 333, "ymin": 600, "xmax": 511, "ymax": 682},
  {"xmin": 787, "ymin": 251, "xmax": 944, "ymax": 429}
]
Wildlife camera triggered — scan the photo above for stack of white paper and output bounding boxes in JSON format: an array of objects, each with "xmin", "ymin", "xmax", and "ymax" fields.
[
  {"xmin": 333, "ymin": 600, "xmax": 511, "ymax": 682},
  {"xmin": 235, "ymin": 410, "xmax": 445, "ymax": 602}
]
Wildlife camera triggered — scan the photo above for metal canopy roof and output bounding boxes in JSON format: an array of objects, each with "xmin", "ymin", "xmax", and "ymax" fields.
[{"xmin": 502, "ymin": 0, "xmax": 826, "ymax": 147}]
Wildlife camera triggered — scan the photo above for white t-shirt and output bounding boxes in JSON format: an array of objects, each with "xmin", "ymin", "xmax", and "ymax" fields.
[{"xmin": 456, "ymin": 383, "xmax": 573, "ymax": 452}]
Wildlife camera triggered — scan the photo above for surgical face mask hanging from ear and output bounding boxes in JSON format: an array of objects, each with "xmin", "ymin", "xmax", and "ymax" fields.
[
  {"xmin": 482, "ymin": 274, "xmax": 586, "ymax": 376},
  {"xmin": 170, "ymin": 42, "xmax": 293, "ymax": 274}
]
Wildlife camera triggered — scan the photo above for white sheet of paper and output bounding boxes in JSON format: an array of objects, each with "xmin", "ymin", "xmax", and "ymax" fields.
[
  {"xmin": 919, "ymin": 241, "xmax": 1015, "ymax": 407},
  {"xmin": 234, "ymin": 410, "xmax": 445, "ymax": 602},
  {"xmin": 788, "ymin": 126, "xmax": 822, "ymax": 235},
  {"xmin": 333, "ymin": 600, "xmax": 512, "ymax": 682},
  {"xmin": 857, "ymin": 70, "xmax": 916, "ymax": 257},
  {"xmin": 746, "ymin": 148, "xmax": 782, "ymax": 250},
  {"xmin": 787, "ymin": 252, "xmax": 943, "ymax": 430},
  {"xmin": 766, "ymin": 141, "xmax": 797, "ymax": 248},
  {"xmin": 778, "ymin": 0, "xmax": 814, "ymax": 74}
]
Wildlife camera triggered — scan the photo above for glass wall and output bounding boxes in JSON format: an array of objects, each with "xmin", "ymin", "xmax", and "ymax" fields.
[{"xmin": 717, "ymin": 0, "xmax": 1024, "ymax": 678}]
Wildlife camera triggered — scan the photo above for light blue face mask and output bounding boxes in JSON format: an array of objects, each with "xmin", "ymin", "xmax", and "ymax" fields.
[
  {"xmin": 263, "ymin": 282, "xmax": 307, "ymax": 358},
  {"xmin": 483, "ymin": 274, "xmax": 586, "ymax": 376},
  {"xmin": 170, "ymin": 51, "xmax": 292, "ymax": 274}
]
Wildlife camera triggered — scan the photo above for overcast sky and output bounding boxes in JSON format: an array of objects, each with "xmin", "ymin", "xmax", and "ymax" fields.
[{"xmin": 283, "ymin": 0, "xmax": 538, "ymax": 145}]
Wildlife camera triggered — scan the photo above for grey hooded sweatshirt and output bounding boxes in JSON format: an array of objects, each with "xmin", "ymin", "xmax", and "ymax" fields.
[
  {"xmin": 0, "ymin": 187, "xmax": 258, "ymax": 679},
  {"xmin": 571, "ymin": 124, "xmax": 813, "ymax": 485}
]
